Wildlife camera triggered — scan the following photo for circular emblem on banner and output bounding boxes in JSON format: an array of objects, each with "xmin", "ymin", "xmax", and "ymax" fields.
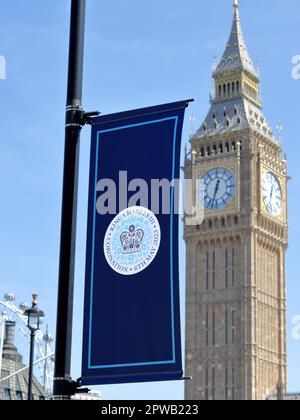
[{"xmin": 103, "ymin": 206, "xmax": 161, "ymax": 276}]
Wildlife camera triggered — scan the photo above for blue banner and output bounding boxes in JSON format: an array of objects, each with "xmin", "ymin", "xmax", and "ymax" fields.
[{"xmin": 81, "ymin": 101, "xmax": 190, "ymax": 386}]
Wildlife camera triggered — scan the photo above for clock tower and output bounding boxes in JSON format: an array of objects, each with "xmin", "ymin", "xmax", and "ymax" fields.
[{"xmin": 184, "ymin": 1, "xmax": 288, "ymax": 400}]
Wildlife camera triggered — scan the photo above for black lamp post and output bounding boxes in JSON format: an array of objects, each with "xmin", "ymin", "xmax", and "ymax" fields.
[{"xmin": 24, "ymin": 294, "xmax": 45, "ymax": 400}]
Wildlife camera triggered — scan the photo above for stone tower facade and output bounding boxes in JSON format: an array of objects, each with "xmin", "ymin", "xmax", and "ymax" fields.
[{"xmin": 184, "ymin": 1, "xmax": 288, "ymax": 400}]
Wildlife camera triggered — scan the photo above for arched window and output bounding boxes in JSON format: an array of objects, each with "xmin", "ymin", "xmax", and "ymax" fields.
[
  {"xmin": 232, "ymin": 141, "xmax": 236, "ymax": 151},
  {"xmin": 207, "ymin": 146, "xmax": 211, "ymax": 156},
  {"xmin": 225, "ymin": 142, "xmax": 230, "ymax": 152},
  {"xmin": 223, "ymin": 84, "xmax": 226, "ymax": 96},
  {"xmin": 232, "ymin": 82, "xmax": 235, "ymax": 95},
  {"xmin": 219, "ymin": 85, "xmax": 222, "ymax": 98},
  {"xmin": 200, "ymin": 147, "xmax": 205, "ymax": 157},
  {"xmin": 236, "ymin": 81, "xmax": 240, "ymax": 92},
  {"xmin": 227, "ymin": 83, "xmax": 231, "ymax": 96},
  {"xmin": 212, "ymin": 145, "xmax": 217, "ymax": 154},
  {"xmin": 219, "ymin": 144, "xmax": 223, "ymax": 153}
]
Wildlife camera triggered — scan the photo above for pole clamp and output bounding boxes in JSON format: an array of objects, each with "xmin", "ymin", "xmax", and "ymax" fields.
[
  {"xmin": 65, "ymin": 105, "xmax": 100, "ymax": 128},
  {"xmin": 53, "ymin": 377, "xmax": 90, "ymax": 397}
]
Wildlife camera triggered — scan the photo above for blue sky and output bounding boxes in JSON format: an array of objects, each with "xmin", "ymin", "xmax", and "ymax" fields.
[{"xmin": 0, "ymin": 0, "xmax": 300, "ymax": 399}]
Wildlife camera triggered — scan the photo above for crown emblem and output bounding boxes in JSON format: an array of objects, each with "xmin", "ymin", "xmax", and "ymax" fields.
[{"xmin": 120, "ymin": 225, "xmax": 144, "ymax": 255}]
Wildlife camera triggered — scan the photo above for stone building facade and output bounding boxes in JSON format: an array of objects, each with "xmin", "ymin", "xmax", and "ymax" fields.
[
  {"xmin": 0, "ymin": 321, "xmax": 47, "ymax": 400},
  {"xmin": 184, "ymin": 1, "xmax": 288, "ymax": 400}
]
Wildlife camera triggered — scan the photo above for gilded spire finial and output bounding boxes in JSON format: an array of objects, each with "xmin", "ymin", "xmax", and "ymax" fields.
[{"xmin": 233, "ymin": 0, "xmax": 239, "ymax": 10}]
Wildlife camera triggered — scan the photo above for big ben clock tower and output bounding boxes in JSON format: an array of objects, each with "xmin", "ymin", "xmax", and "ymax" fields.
[{"xmin": 184, "ymin": 1, "xmax": 288, "ymax": 400}]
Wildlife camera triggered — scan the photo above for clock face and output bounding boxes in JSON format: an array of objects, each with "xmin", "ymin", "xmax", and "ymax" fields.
[
  {"xmin": 262, "ymin": 172, "xmax": 282, "ymax": 216},
  {"xmin": 201, "ymin": 167, "xmax": 236, "ymax": 210}
]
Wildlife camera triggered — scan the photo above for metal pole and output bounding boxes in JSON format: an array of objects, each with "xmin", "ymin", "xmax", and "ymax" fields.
[
  {"xmin": 43, "ymin": 325, "xmax": 48, "ymax": 390},
  {"xmin": 28, "ymin": 330, "xmax": 35, "ymax": 401},
  {"xmin": 53, "ymin": 0, "xmax": 86, "ymax": 398}
]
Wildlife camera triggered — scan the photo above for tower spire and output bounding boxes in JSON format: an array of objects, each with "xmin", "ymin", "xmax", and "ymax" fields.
[
  {"xmin": 213, "ymin": 0, "xmax": 258, "ymax": 80},
  {"xmin": 194, "ymin": 1, "xmax": 274, "ymax": 141},
  {"xmin": 233, "ymin": 0, "xmax": 240, "ymax": 24}
]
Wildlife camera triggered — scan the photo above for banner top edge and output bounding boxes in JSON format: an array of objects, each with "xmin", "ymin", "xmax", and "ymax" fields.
[{"xmin": 90, "ymin": 99, "xmax": 194, "ymax": 126}]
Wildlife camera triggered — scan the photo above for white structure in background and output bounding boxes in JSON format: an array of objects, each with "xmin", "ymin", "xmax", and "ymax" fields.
[
  {"xmin": 267, "ymin": 393, "xmax": 300, "ymax": 401},
  {"xmin": 0, "ymin": 293, "xmax": 54, "ymax": 395},
  {"xmin": 73, "ymin": 391, "xmax": 102, "ymax": 400},
  {"xmin": 0, "ymin": 55, "xmax": 6, "ymax": 80}
]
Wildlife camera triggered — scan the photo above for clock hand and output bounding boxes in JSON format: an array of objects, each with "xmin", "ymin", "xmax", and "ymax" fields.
[
  {"xmin": 211, "ymin": 180, "xmax": 220, "ymax": 208},
  {"xmin": 270, "ymin": 186, "xmax": 274, "ymax": 202}
]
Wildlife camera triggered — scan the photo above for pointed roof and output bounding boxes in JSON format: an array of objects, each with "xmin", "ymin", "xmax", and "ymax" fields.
[
  {"xmin": 214, "ymin": 0, "xmax": 258, "ymax": 79},
  {"xmin": 193, "ymin": 96, "xmax": 276, "ymax": 143},
  {"xmin": 191, "ymin": 1, "xmax": 279, "ymax": 145}
]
